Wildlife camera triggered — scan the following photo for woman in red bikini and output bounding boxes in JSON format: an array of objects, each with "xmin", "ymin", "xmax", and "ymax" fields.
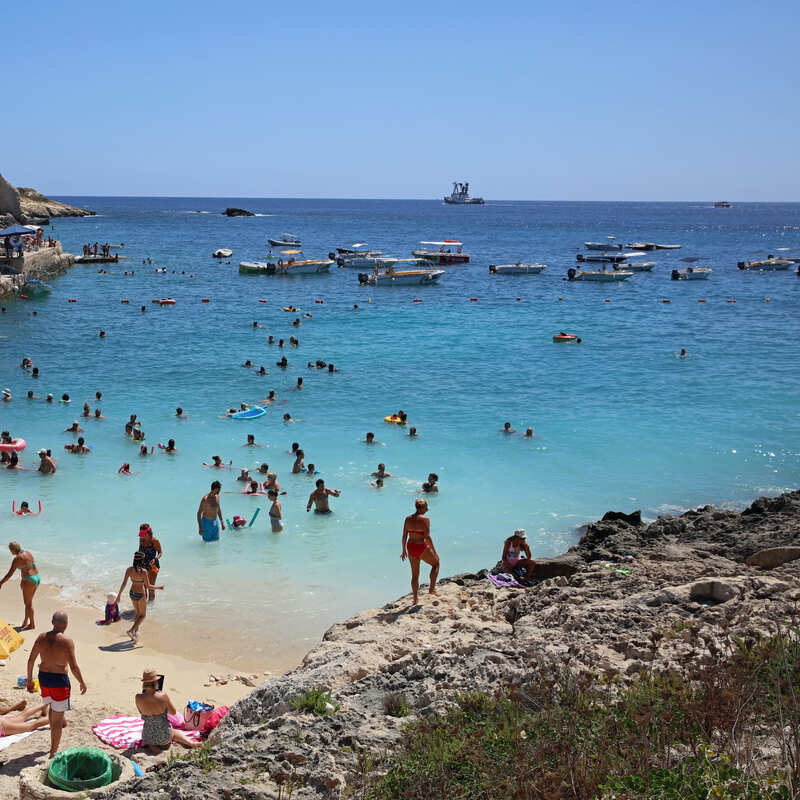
[{"xmin": 401, "ymin": 499, "xmax": 439, "ymax": 605}]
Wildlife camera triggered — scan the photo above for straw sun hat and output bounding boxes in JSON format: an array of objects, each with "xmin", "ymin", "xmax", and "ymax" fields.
[{"xmin": 141, "ymin": 669, "xmax": 162, "ymax": 684}]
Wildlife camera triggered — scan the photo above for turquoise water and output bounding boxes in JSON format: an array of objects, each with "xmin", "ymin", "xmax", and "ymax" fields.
[{"xmin": 2, "ymin": 198, "xmax": 799, "ymax": 658}]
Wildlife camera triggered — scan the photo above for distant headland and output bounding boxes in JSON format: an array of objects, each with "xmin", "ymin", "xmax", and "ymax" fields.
[{"xmin": 0, "ymin": 171, "xmax": 94, "ymax": 227}]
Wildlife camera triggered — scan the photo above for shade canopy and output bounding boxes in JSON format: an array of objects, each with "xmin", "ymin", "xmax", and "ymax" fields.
[{"xmin": 0, "ymin": 224, "xmax": 36, "ymax": 237}]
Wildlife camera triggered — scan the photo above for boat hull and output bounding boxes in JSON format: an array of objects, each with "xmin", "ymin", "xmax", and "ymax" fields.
[
  {"xmin": 671, "ymin": 268, "xmax": 712, "ymax": 280},
  {"xmin": 412, "ymin": 250, "xmax": 469, "ymax": 264},
  {"xmin": 585, "ymin": 242, "xmax": 622, "ymax": 251},
  {"xmin": 620, "ymin": 262, "xmax": 655, "ymax": 272},
  {"xmin": 443, "ymin": 197, "xmax": 484, "ymax": 204},
  {"xmin": 268, "ymin": 238, "xmax": 301, "ymax": 248},
  {"xmin": 568, "ymin": 269, "xmax": 633, "ymax": 282},
  {"xmin": 361, "ymin": 270, "xmax": 444, "ymax": 286},
  {"xmin": 738, "ymin": 260, "xmax": 792, "ymax": 271},
  {"xmin": 489, "ymin": 263, "xmax": 546, "ymax": 275}
]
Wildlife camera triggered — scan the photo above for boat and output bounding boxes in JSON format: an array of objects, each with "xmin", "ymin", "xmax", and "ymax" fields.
[
  {"xmin": 737, "ymin": 258, "xmax": 793, "ymax": 271},
  {"xmin": 240, "ymin": 250, "xmax": 332, "ymax": 275},
  {"xmin": 212, "ymin": 248, "xmax": 232, "ymax": 258},
  {"xmin": 333, "ymin": 242, "xmax": 371, "ymax": 256},
  {"xmin": 358, "ymin": 268, "xmax": 444, "ymax": 286},
  {"xmin": 626, "ymin": 242, "xmax": 656, "ymax": 251},
  {"xmin": 714, "ymin": 201, "xmax": 732, "ymax": 208},
  {"xmin": 584, "ymin": 242, "xmax": 622, "ymax": 251},
  {"xmin": 336, "ymin": 248, "xmax": 389, "ymax": 268},
  {"xmin": 443, "ymin": 181, "xmax": 484, "ymax": 205},
  {"xmin": 232, "ymin": 407, "xmax": 266, "ymax": 420},
  {"xmin": 567, "ymin": 267, "xmax": 633, "ymax": 282},
  {"xmin": 553, "ymin": 333, "xmax": 578, "ymax": 343},
  {"xmin": 577, "ymin": 251, "xmax": 645, "ymax": 264},
  {"xmin": 75, "ymin": 254, "xmax": 119, "ymax": 264},
  {"xmin": 671, "ymin": 267, "xmax": 712, "ymax": 280},
  {"xmin": 619, "ymin": 262, "xmax": 655, "ymax": 272},
  {"xmin": 20, "ymin": 279, "xmax": 54, "ymax": 296},
  {"xmin": 267, "ymin": 233, "xmax": 301, "ymax": 248},
  {"xmin": 239, "ymin": 260, "xmax": 277, "ymax": 275},
  {"xmin": 412, "ymin": 241, "xmax": 470, "ymax": 264},
  {"xmin": 655, "ymin": 244, "xmax": 682, "ymax": 250},
  {"xmin": 489, "ymin": 262, "xmax": 546, "ymax": 275}
]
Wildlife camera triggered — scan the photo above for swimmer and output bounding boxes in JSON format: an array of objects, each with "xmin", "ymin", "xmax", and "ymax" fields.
[
  {"xmin": 328, "ymin": 363, "xmax": 338, "ymax": 373},
  {"xmin": 278, "ymin": 339, "xmax": 284, "ymax": 348},
  {"xmin": 64, "ymin": 421, "xmax": 83, "ymax": 434},
  {"xmin": 267, "ymin": 489, "xmax": 282, "ymax": 532},
  {"xmin": 175, "ymin": 407, "xmax": 187, "ymax": 418},
  {"xmin": 13, "ymin": 501, "xmax": 38, "ymax": 515},
  {"xmin": 263, "ymin": 472, "xmax": 286, "ymax": 495},
  {"xmin": 276, "ymin": 357, "xmax": 288, "ymax": 369},
  {"xmin": 371, "ymin": 477, "xmax": 384, "ymax": 489},
  {"xmin": 401, "ymin": 498, "xmax": 439, "ymax": 604},
  {"xmin": 295, "ymin": 377, "xmax": 303, "ymax": 390},
  {"xmin": 1, "ymin": 389, "xmax": 11, "ymax": 402},
  {"xmin": 159, "ymin": 439, "xmax": 177, "ymax": 453},
  {"xmin": 204, "ymin": 456, "xmax": 231, "ymax": 469},
  {"xmin": 264, "ymin": 390, "xmax": 276, "ymax": 403},
  {"xmin": 243, "ymin": 434, "xmax": 260, "ymax": 447},
  {"xmin": 257, "ymin": 365, "xmax": 266, "ymax": 375},
  {"xmin": 31, "ymin": 367, "xmax": 39, "ymax": 378},
  {"xmin": 243, "ymin": 480, "xmax": 265, "ymax": 496},
  {"xmin": 501, "ymin": 422, "xmax": 515, "ymax": 434},
  {"xmin": 292, "ymin": 449, "xmax": 305, "ymax": 474},
  {"xmin": 61, "ymin": 394, "xmax": 70, "ymax": 403},
  {"xmin": 94, "ymin": 409, "xmax": 105, "ymax": 419},
  {"xmin": 364, "ymin": 432, "xmax": 375, "ymax": 444},
  {"xmin": 139, "ymin": 445, "xmax": 154, "ymax": 456},
  {"xmin": 305, "ymin": 462, "xmax": 317, "ymax": 475},
  {"xmin": 95, "ymin": 392, "xmax": 102, "ymax": 402},
  {"xmin": 353, "ymin": 304, "xmax": 359, "ymax": 310},
  {"xmin": 679, "ymin": 348, "xmax": 687, "ymax": 357},
  {"xmin": 99, "ymin": 330, "xmax": 106, "ymax": 338},
  {"xmin": 289, "ymin": 442, "xmax": 300, "ymax": 456},
  {"xmin": 421, "ymin": 473, "xmax": 438, "ymax": 493},
  {"xmin": 45, "ymin": 394, "xmax": 53, "ymax": 403},
  {"xmin": 303, "ymin": 313, "xmax": 312, "ymax": 319},
  {"xmin": 72, "ymin": 437, "xmax": 91, "ymax": 454},
  {"xmin": 267, "ymin": 336, "xmax": 274, "ymax": 344},
  {"xmin": 125, "ymin": 414, "xmax": 138, "ymax": 436},
  {"xmin": 307, "ymin": 362, "xmax": 314, "ymax": 369},
  {"xmin": 409, "ymin": 427, "xmax": 418, "ymax": 438},
  {"xmin": 283, "ymin": 413, "xmax": 294, "ymax": 423},
  {"xmin": 306, "ymin": 479, "xmax": 340, "ymax": 513},
  {"xmin": 81, "ymin": 403, "xmax": 91, "ymax": 417},
  {"xmin": 372, "ymin": 463, "xmax": 392, "ymax": 478},
  {"xmin": 6, "ymin": 451, "xmax": 24, "ymax": 470},
  {"xmin": 524, "ymin": 428, "xmax": 534, "ymax": 438},
  {"xmin": 237, "ymin": 468, "xmax": 251, "ymax": 483},
  {"xmin": 118, "ymin": 463, "xmax": 137, "ymax": 475},
  {"xmin": 315, "ymin": 360, "xmax": 326, "ymax": 369},
  {"xmin": 242, "ymin": 360, "xmax": 253, "ymax": 368},
  {"xmin": 26, "ymin": 390, "xmax": 35, "ymax": 400},
  {"xmin": 292, "ymin": 318, "xmax": 301, "ymax": 327},
  {"xmin": 132, "ymin": 427, "xmax": 146, "ymax": 442},
  {"xmin": 37, "ymin": 449, "xmax": 56, "ymax": 474},
  {"xmin": 257, "ymin": 462, "xmax": 269, "ymax": 474},
  {"xmin": 252, "ymin": 321, "xmax": 265, "ymax": 329}
]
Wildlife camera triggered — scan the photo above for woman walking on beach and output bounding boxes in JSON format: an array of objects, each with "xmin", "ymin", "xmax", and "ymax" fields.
[
  {"xmin": 0, "ymin": 542, "xmax": 41, "ymax": 630},
  {"xmin": 135, "ymin": 669, "xmax": 199, "ymax": 754},
  {"xmin": 401, "ymin": 499, "xmax": 439, "ymax": 605},
  {"xmin": 116, "ymin": 552, "xmax": 163, "ymax": 642}
]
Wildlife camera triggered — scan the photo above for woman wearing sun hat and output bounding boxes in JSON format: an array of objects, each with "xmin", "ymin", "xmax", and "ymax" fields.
[
  {"xmin": 501, "ymin": 529, "xmax": 536, "ymax": 578},
  {"xmin": 135, "ymin": 669, "xmax": 200, "ymax": 754}
]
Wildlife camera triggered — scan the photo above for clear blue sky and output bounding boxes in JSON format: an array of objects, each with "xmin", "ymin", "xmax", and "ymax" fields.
[{"xmin": 6, "ymin": 0, "xmax": 798, "ymax": 200}]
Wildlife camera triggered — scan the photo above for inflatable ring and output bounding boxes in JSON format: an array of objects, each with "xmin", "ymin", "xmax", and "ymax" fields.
[
  {"xmin": 0, "ymin": 438, "xmax": 26, "ymax": 453},
  {"xmin": 553, "ymin": 334, "xmax": 577, "ymax": 343},
  {"xmin": 384, "ymin": 416, "xmax": 407, "ymax": 425}
]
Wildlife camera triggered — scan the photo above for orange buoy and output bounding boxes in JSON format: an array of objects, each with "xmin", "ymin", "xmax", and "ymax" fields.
[
  {"xmin": 558, "ymin": 296, "xmax": 563, "ymax": 301},
  {"xmin": 68, "ymin": 298, "xmax": 78, "ymax": 303},
  {"xmin": 604, "ymin": 299, "xmax": 610, "ymax": 303},
  {"xmin": 413, "ymin": 299, "xmax": 422, "ymax": 303},
  {"xmin": 727, "ymin": 299, "xmax": 736, "ymax": 304},
  {"xmin": 258, "ymin": 299, "xmax": 268, "ymax": 303},
  {"xmin": 121, "ymin": 299, "xmax": 130, "ymax": 304},
  {"xmin": 662, "ymin": 299, "xmax": 671, "ymax": 304},
  {"xmin": 315, "ymin": 299, "xmax": 324, "ymax": 304},
  {"xmin": 765, "ymin": 298, "xmax": 770, "ymax": 302},
  {"xmin": 201, "ymin": 298, "xmax": 210, "ymax": 303},
  {"xmin": 516, "ymin": 297, "xmax": 521, "ymax": 301},
  {"xmin": 698, "ymin": 299, "xmax": 706, "ymax": 303},
  {"xmin": 19, "ymin": 294, "xmax": 29, "ymax": 300},
  {"xmin": 470, "ymin": 297, "xmax": 478, "ymax": 302}
]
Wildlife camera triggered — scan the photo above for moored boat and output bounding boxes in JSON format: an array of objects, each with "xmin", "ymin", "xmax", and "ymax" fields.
[
  {"xmin": 655, "ymin": 243, "xmax": 682, "ymax": 250},
  {"xmin": 714, "ymin": 201, "xmax": 732, "ymax": 208},
  {"xmin": 585, "ymin": 241, "xmax": 622, "ymax": 251},
  {"xmin": 737, "ymin": 258, "xmax": 793, "ymax": 271},
  {"xmin": 412, "ymin": 241, "xmax": 469, "ymax": 264},
  {"xmin": 267, "ymin": 233, "xmax": 301, "ymax": 248},
  {"xmin": 671, "ymin": 267, "xmax": 712, "ymax": 280},
  {"xmin": 567, "ymin": 267, "xmax": 633, "ymax": 282},
  {"xmin": 359, "ymin": 268, "xmax": 444, "ymax": 286},
  {"xmin": 619, "ymin": 262, "xmax": 655, "ymax": 272},
  {"xmin": 489, "ymin": 262, "xmax": 546, "ymax": 275},
  {"xmin": 240, "ymin": 250, "xmax": 332, "ymax": 275},
  {"xmin": 212, "ymin": 248, "xmax": 232, "ymax": 258},
  {"xmin": 626, "ymin": 242, "xmax": 656, "ymax": 250},
  {"xmin": 577, "ymin": 251, "xmax": 645, "ymax": 264}
]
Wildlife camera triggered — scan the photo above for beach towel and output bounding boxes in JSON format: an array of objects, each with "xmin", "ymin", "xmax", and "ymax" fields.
[
  {"xmin": 487, "ymin": 573, "xmax": 524, "ymax": 589},
  {"xmin": 92, "ymin": 716, "xmax": 203, "ymax": 749},
  {"xmin": 0, "ymin": 728, "xmax": 47, "ymax": 752}
]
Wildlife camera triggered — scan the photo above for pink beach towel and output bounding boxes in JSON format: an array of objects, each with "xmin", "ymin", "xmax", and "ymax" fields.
[
  {"xmin": 487, "ymin": 573, "xmax": 524, "ymax": 589},
  {"xmin": 92, "ymin": 715, "xmax": 203, "ymax": 749}
]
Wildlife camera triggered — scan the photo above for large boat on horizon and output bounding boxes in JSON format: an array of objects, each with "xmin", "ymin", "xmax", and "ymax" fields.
[{"xmin": 443, "ymin": 181, "xmax": 484, "ymax": 205}]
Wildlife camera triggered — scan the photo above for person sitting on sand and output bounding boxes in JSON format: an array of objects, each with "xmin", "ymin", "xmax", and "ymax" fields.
[
  {"xmin": 64, "ymin": 421, "xmax": 83, "ymax": 434},
  {"xmin": 501, "ymin": 422, "xmax": 515, "ymax": 434},
  {"xmin": 292, "ymin": 449, "xmax": 305, "ymax": 474},
  {"xmin": 136, "ymin": 669, "xmax": 200, "ymax": 754},
  {"xmin": 0, "ymin": 700, "xmax": 52, "ymax": 737},
  {"xmin": 307, "ymin": 479, "xmax": 340, "ymax": 513},
  {"xmin": 372, "ymin": 463, "xmax": 391, "ymax": 478},
  {"xmin": 0, "ymin": 542, "xmax": 41, "ymax": 630},
  {"xmin": 401, "ymin": 498, "xmax": 439, "ymax": 605},
  {"xmin": 421, "ymin": 472, "xmax": 438, "ymax": 493},
  {"xmin": 37, "ymin": 449, "xmax": 56, "ymax": 474},
  {"xmin": 502, "ymin": 529, "xmax": 536, "ymax": 578}
]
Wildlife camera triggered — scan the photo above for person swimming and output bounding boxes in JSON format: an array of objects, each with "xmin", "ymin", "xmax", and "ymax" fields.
[{"xmin": 501, "ymin": 422, "xmax": 515, "ymax": 434}]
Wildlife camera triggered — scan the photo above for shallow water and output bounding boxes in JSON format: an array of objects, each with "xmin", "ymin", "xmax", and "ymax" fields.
[{"xmin": 1, "ymin": 198, "xmax": 799, "ymax": 657}]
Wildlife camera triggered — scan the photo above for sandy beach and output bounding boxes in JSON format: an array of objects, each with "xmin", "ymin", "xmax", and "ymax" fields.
[{"xmin": 0, "ymin": 580, "xmax": 298, "ymax": 799}]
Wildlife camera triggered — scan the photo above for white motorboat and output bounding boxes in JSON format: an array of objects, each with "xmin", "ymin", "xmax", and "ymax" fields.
[
  {"xmin": 359, "ymin": 268, "xmax": 444, "ymax": 286},
  {"xmin": 443, "ymin": 181, "xmax": 484, "ymax": 204},
  {"xmin": 737, "ymin": 258, "xmax": 793, "ymax": 271},
  {"xmin": 577, "ymin": 251, "xmax": 645, "ymax": 264},
  {"xmin": 626, "ymin": 242, "xmax": 656, "ymax": 251},
  {"xmin": 336, "ymin": 248, "xmax": 388, "ymax": 268},
  {"xmin": 212, "ymin": 248, "xmax": 232, "ymax": 258},
  {"xmin": 620, "ymin": 262, "xmax": 655, "ymax": 272},
  {"xmin": 240, "ymin": 250, "xmax": 331, "ymax": 275},
  {"xmin": 671, "ymin": 267, "xmax": 712, "ymax": 280},
  {"xmin": 267, "ymin": 233, "xmax": 301, "ymax": 248},
  {"xmin": 489, "ymin": 262, "xmax": 546, "ymax": 275},
  {"xmin": 584, "ymin": 241, "xmax": 622, "ymax": 251},
  {"xmin": 655, "ymin": 243, "xmax": 682, "ymax": 250},
  {"xmin": 567, "ymin": 267, "xmax": 633, "ymax": 282},
  {"xmin": 334, "ymin": 242, "xmax": 370, "ymax": 256},
  {"xmin": 412, "ymin": 241, "xmax": 470, "ymax": 263}
]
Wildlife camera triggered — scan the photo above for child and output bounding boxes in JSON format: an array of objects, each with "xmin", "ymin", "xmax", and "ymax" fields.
[
  {"xmin": 97, "ymin": 592, "xmax": 121, "ymax": 625},
  {"xmin": 231, "ymin": 514, "xmax": 248, "ymax": 530}
]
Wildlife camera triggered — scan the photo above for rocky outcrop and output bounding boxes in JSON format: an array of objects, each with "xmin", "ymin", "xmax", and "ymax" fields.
[
  {"xmin": 106, "ymin": 489, "xmax": 800, "ymax": 799},
  {"xmin": 222, "ymin": 207, "xmax": 255, "ymax": 217},
  {"xmin": 0, "ymin": 173, "xmax": 21, "ymax": 220},
  {"xmin": 17, "ymin": 187, "xmax": 94, "ymax": 219}
]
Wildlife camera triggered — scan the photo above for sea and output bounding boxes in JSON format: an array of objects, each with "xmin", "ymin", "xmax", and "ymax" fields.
[{"xmin": 1, "ymin": 198, "xmax": 799, "ymax": 664}]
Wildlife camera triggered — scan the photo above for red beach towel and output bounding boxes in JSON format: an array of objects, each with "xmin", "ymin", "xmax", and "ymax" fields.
[{"xmin": 92, "ymin": 715, "xmax": 203, "ymax": 749}]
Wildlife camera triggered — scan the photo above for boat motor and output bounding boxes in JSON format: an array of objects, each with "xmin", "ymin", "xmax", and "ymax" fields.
[
  {"xmin": 671, "ymin": 269, "xmax": 680, "ymax": 281},
  {"xmin": 328, "ymin": 252, "xmax": 336, "ymax": 261},
  {"xmin": 488, "ymin": 264, "xmax": 496, "ymax": 274},
  {"xmin": 567, "ymin": 268, "xmax": 577, "ymax": 281},
  {"xmin": 737, "ymin": 261, "xmax": 745, "ymax": 269},
  {"xmin": 576, "ymin": 254, "xmax": 585, "ymax": 262},
  {"xmin": 336, "ymin": 257, "xmax": 345, "ymax": 267},
  {"xmin": 358, "ymin": 273, "xmax": 369, "ymax": 285}
]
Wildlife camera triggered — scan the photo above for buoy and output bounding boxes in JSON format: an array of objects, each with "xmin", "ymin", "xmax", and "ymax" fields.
[
  {"xmin": 558, "ymin": 296, "xmax": 563, "ymax": 301},
  {"xmin": 516, "ymin": 297, "xmax": 521, "ymax": 301},
  {"xmin": 727, "ymin": 299, "xmax": 736, "ymax": 303},
  {"xmin": 68, "ymin": 298, "xmax": 77, "ymax": 303},
  {"xmin": 19, "ymin": 294, "xmax": 29, "ymax": 300},
  {"xmin": 604, "ymin": 298, "xmax": 610, "ymax": 303},
  {"xmin": 367, "ymin": 298, "xmax": 371, "ymax": 303},
  {"xmin": 412, "ymin": 299, "xmax": 422, "ymax": 303},
  {"xmin": 258, "ymin": 299, "xmax": 268, "ymax": 303},
  {"xmin": 470, "ymin": 297, "xmax": 478, "ymax": 302},
  {"xmin": 315, "ymin": 299, "xmax": 324, "ymax": 304},
  {"xmin": 698, "ymin": 299, "xmax": 706, "ymax": 303},
  {"xmin": 201, "ymin": 298, "xmax": 210, "ymax": 303},
  {"xmin": 121, "ymin": 299, "xmax": 130, "ymax": 304},
  {"xmin": 765, "ymin": 298, "xmax": 770, "ymax": 302},
  {"xmin": 662, "ymin": 299, "xmax": 671, "ymax": 304}
]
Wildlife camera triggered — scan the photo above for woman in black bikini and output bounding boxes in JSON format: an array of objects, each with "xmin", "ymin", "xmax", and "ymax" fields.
[{"xmin": 116, "ymin": 551, "xmax": 163, "ymax": 642}]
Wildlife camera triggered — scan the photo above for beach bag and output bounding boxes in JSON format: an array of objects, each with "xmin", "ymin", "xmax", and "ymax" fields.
[
  {"xmin": 200, "ymin": 705, "xmax": 229, "ymax": 736},
  {"xmin": 183, "ymin": 700, "xmax": 214, "ymax": 731}
]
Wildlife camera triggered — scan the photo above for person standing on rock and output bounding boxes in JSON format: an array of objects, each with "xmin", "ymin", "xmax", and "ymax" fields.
[{"xmin": 402, "ymin": 499, "xmax": 439, "ymax": 604}]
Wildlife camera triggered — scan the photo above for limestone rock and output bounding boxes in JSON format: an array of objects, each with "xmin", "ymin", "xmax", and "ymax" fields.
[
  {"xmin": 17, "ymin": 187, "xmax": 94, "ymax": 219},
  {"xmin": 602, "ymin": 509, "xmax": 643, "ymax": 526},
  {"xmin": 222, "ymin": 207, "xmax": 255, "ymax": 217},
  {"xmin": 746, "ymin": 546, "xmax": 800, "ymax": 569},
  {"xmin": 0, "ymin": 172, "xmax": 21, "ymax": 220}
]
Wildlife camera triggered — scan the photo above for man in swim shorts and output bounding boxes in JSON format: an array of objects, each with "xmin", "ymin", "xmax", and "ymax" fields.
[
  {"xmin": 306, "ymin": 479, "xmax": 340, "ymax": 513},
  {"xmin": 402, "ymin": 499, "xmax": 439, "ymax": 605},
  {"xmin": 27, "ymin": 611, "xmax": 87, "ymax": 758},
  {"xmin": 197, "ymin": 481, "xmax": 225, "ymax": 541}
]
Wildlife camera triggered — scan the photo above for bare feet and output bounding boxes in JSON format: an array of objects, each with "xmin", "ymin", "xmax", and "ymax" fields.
[
  {"xmin": 20, "ymin": 624, "xmax": 35, "ymax": 631},
  {"xmin": 428, "ymin": 589, "xmax": 440, "ymax": 597}
]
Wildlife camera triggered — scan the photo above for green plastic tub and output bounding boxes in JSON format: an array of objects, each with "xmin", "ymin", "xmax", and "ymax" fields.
[{"xmin": 47, "ymin": 747, "xmax": 113, "ymax": 792}]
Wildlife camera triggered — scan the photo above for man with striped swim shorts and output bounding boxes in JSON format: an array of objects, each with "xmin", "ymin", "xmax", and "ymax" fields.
[{"xmin": 27, "ymin": 611, "xmax": 87, "ymax": 758}]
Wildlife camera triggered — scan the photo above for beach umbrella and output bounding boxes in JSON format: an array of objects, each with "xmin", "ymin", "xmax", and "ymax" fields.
[
  {"xmin": 0, "ymin": 619, "xmax": 24, "ymax": 657},
  {"xmin": 0, "ymin": 224, "xmax": 37, "ymax": 237}
]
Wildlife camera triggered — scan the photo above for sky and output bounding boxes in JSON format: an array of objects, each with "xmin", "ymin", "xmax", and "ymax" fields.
[{"xmin": 4, "ymin": 0, "xmax": 799, "ymax": 200}]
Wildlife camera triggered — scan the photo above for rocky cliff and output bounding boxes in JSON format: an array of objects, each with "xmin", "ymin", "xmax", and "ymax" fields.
[
  {"xmin": 106, "ymin": 490, "xmax": 800, "ymax": 799},
  {"xmin": 0, "ymin": 172, "xmax": 93, "ymax": 222}
]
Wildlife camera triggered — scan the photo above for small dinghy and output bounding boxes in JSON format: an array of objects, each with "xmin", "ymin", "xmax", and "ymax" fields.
[
  {"xmin": 213, "ymin": 248, "xmax": 232, "ymax": 258},
  {"xmin": 489, "ymin": 262, "xmax": 546, "ymax": 275},
  {"xmin": 671, "ymin": 267, "xmax": 712, "ymax": 280},
  {"xmin": 232, "ymin": 407, "xmax": 266, "ymax": 419}
]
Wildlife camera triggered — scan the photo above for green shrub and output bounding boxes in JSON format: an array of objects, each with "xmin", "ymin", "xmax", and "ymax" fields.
[
  {"xmin": 291, "ymin": 687, "xmax": 340, "ymax": 716},
  {"xmin": 383, "ymin": 693, "xmax": 412, "ymax": 718}
]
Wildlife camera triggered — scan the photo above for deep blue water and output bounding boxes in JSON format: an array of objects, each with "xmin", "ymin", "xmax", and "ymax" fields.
[{"xmin": 1, "ymin": 197, "xmax": 799, "ymax": 660}]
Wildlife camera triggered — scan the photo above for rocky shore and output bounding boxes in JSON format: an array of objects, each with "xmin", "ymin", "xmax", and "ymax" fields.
[
  {"xmin": 103, "ymin": 489, "xmax": 800, "ymax": 799},
  {"xmin": 0, "ymin": 171, "xmax": 93, "ymax": 227}
]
